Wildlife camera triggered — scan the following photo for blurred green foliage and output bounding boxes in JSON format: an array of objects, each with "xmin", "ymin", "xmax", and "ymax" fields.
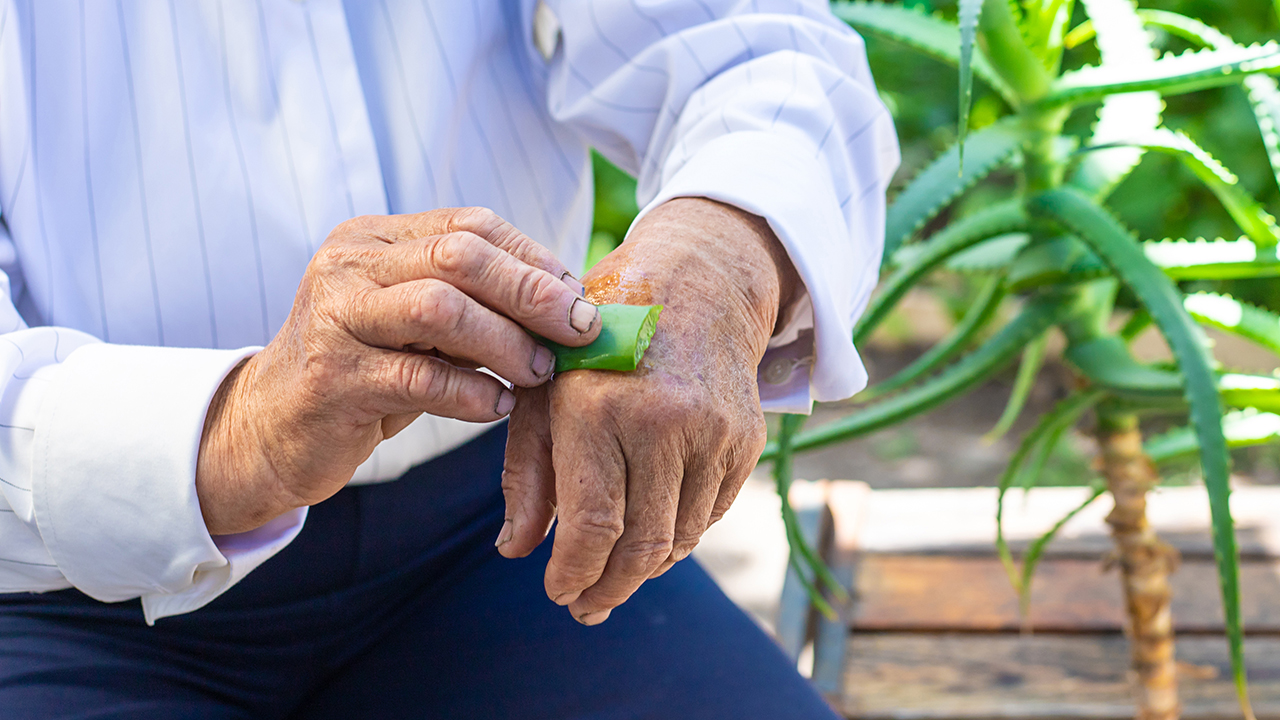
[
  {"xmin": 872, "ymin": 0, "xmax": 1280, "ymax": 310},
  {"xmin": 586, "ymin": 151, "xmax": 637, "ymax": 272},
  {"xmin": 587, "ymin": 1, "xmax": 1280, "ymax": 305}
]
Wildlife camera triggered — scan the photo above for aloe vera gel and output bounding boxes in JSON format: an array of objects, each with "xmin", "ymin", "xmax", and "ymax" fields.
[{"xmin": 541, "ymin": 304, "xmax": 662, "ymax": 373}]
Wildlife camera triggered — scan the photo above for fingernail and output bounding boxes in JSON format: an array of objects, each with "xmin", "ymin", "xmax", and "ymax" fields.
[
  {"xmin": 569, "ymin": 298, "xmax": 598, "ymax": 334},
  {"xmin": 532, "ymin": 345, "xmax": 555, "ymax": 378},
  {"xmin": 560, "ymin": 271, "xmax": 586, "ymax": 297},
  {"xmin": 495, "ymin": 519, "xmax": 513, "ymax": 548},
  {"xmin": 495, "ymin": 389, "xmax": 516, "ymax": 417},
  {"xmin": 553, "ymin": 590, "xmax": 581, "ymax": 606},
  {"xmin": 576, "ymin": 609, "xmax": 611, "ymax": 626}
]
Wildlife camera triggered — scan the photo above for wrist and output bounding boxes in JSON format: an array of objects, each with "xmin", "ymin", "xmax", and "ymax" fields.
[{"xmin": 196, "ymin": 357, "xmax": 294, "ymax": 536}]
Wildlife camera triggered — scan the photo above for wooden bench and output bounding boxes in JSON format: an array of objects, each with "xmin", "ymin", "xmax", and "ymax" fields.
[{"xmin": 778, "ymin": 481, "xmax": 1280, "ymax": 719}]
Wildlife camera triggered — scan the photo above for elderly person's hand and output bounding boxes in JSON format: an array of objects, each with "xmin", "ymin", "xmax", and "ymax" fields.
[
  {"xmin": 499, "ymin": 198, "xmax": 801, "ymax": 624},
  {"xmin": 196, "ymin": 209, "xmax": 600, "ymax": 536}
]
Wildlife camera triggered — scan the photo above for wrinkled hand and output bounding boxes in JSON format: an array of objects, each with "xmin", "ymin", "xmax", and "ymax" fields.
[
  {"xmin": 197, "ymin": 208, "xmax": 599, "ymax": 536},
  {"xmin": 499, "ymin": 198, "xmax": 800, "ymax": 624}
]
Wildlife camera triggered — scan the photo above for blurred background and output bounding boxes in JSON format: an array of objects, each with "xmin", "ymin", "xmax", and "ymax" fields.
[{"xmin": 588, "ymin": 1, "xmax": 1280, "ymax": 716}]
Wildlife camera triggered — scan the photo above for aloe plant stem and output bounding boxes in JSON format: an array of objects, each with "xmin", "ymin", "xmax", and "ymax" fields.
[{"xmin": 1097, "ymin": 410, "xmax": 1180, "ymax": 720}]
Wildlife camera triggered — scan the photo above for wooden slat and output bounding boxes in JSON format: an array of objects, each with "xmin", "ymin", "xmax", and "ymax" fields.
[
  {"xmin": 843, "ymin": 486, "xmax": 1280, "ymax": 559},
  {"xmin": 852, "ymin": 555, "xmax": 1280, "ymax": 633},
  {"xmin": 842, "ymin": 634, "xmax": 1280, "ymax": 720}
]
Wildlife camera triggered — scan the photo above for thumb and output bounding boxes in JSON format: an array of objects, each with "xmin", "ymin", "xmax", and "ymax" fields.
[{"xmin": 498, "ymin": 384, "xmax": 557, "ymax": 558}]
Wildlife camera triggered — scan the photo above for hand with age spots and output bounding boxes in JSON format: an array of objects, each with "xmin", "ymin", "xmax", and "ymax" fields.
[
  {"xmin": 195, "ymin": 208, "xmax": 600, "ymax": 536},
  {"xmin": 498, "ymin": 197, "xmax": 801, "ymax": 625}
]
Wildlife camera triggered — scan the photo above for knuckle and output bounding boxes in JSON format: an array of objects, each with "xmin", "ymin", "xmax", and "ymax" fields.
[
  {"xmin": 418, "ymin": 281, "xmax": 468, "ymax": 338},
  {"xmin": 615, "ymin": 536, "xmax": 675, "ymax": 574},
  {"xmin": 424, "ymin": 232, "xmax": 476, "ymax": 277},
  {"xmin": 513, "ymin": 269, "xmax": 561, "ymax": 319},
  {"xmin": 391, "ymin": 355, "xmax": 446, "ymax": 406},
  {"xmin": 566, "ymin": 509, "xmax": 624, "ymax": 545},
  {"xmin": 447, "ymin": 206, "xmax": 500, "ymax": 235},
  {"xmin": 329, "ymin": 214, "xmax": 380, "ymax": 240},
  {"xmin": 670, "ymin": 531, "xmax": 701, "ymax": 560}
]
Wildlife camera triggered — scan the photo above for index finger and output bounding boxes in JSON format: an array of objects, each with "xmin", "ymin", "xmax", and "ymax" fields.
[
  {"xmin": 381, "ymin": 232, "xmax": 601, "ymax": 347},
  {"xmin": 367, "ymin": 207, "xmax": 586, "ymax": 295}
]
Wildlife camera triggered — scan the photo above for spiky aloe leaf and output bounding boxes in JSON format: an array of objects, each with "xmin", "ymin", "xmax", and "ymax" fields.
[
  {"xmin": 1185, "ymin": 292, "xmax": 1280, "ymax": 356},
  {"xmin": 1145, "ymin": 237, "xmax": 1280, "ymax": 280},
  {"xmin": 957, "ymin": 0, "xmax": 984, "ymax": 170},
  {"xmin": 761, "ymin": 299, "xmax": 1061, "ymax": 461},
  {"xmin": 1043, "ymin": 42, "xmax": 1280, "ymax": 109},
  {"xmin": 772, "ymin": 413, "xmax": 842, "ymax": 621},
  {"xmin": 978, "ymin": 0, "xmax": 1052, "ymax": 100},
  {"xmin": 1069, "ymin": 0, "xmax": 1160, "ymax": 198},
  {"xmin": 1015, "ymin": 483, "xmax": 1107, "ymax": 622},
  {"xmin": 1120, "ymin": 10, "xmax": 1280, "ymax": 200},
  {"xmin": 1221, "ymin": 374, "xmax": 1280, "ymax": 413},
  {"xmin": 1065, "ymin": 335, "xmax": 1182, "ymax": 397},
  {"xmin": 1022, "ymin": 0, "xmax": 1074, "ymax": 72},
  {"xmin": 864, "ymin": 200, "xmax": 1027, "ymax": 344},
  {"xmin": 942, "ymin": 232, "xmax": 1030, "ymax": 272},
  {"xmin": 1146, "ymin": 408, "xmax": 1280, "ymax": 463},
  {"xmin": 985, "ymin": 329, "xmax": 1050, "ymax": 442},
  {"xmin": 1029, "ymin": 188, "xmax": 1252, "ymax": 717},
  {"xmin": 831, "ymin": 2, "xmax": 1016, "ymax": 104},
  {"xmin": 861, "ymin": 273, "xmax": 1006, "ymax": 400},
  {"xmin": 884, "ymin": 122, "xmax": 1023, "ymax": 260},
  {"xmin": 995, "ymin": 390, "xmax": 1106, "ymax": 607},
  {"xmin": 1090, "ymin": 129, "xmax": 1280, "ymax": 248}
]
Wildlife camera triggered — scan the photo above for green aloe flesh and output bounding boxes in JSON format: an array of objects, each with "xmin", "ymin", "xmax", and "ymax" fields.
[{"xmin": 542, "ymin": 304, "xmax": 663, "ymax": 373}]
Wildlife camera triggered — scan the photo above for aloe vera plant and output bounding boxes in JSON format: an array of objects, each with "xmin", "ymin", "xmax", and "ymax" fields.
[{"xmin": 764, "ymin": 2, "xmax": 1280, "ymax": 717}]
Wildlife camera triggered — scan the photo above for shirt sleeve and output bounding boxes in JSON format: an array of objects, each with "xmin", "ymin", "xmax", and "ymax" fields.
[
  {"xmin": 0, "ymin": 218, "xmax": 306, "ymax": 624},
  {"xmin": 540, "ymin": 0, "xmax": 901, "ymax": 412}
]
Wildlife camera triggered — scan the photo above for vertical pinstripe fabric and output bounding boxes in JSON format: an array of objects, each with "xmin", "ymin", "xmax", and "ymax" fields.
[{"xmin": 0, "ymin": 0, "xmax": 897, "ymax": 618}]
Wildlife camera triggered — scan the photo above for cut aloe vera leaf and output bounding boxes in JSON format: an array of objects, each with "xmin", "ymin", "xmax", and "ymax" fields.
[{"xmin": 542, "ymin": 304, "xmax": 663, "ymax": 373}]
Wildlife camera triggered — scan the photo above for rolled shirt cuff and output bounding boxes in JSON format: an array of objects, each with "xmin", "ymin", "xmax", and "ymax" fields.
[
  {"xmin": 31, "ymin": 342, "xmax": 306, "ymax": 623},
  {"xmin": 633, "ymin": 131, "xmax": 879, "ymax": 413}
]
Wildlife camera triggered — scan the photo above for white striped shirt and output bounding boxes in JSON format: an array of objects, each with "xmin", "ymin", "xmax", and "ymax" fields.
[{"xmin": 0, "ymin": 0, "xmax": 898, "ymax": 621}]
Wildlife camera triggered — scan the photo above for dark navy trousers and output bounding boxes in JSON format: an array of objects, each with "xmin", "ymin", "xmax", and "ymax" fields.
[{"xmin": 0, "ymin": 427, "xmax": 839, "ymax": 719}]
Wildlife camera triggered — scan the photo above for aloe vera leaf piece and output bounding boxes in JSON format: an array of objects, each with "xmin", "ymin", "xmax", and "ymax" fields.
[
  {"xmin": 994, "ymin": 389, "xmax": 1106, "ymax": 603},
  {"xmin": 761, "ymin": 299, "xmax": 1061, "ymax": 461},
  {"xmin": 772, "ymin": 413, "xmax": 843, "ymax": 619},
  {"xmin": 1068, "ymin": 0, "xmax": 1160, "ymax": 199},
  {"xmin": 862, "ymin": 273, "xmax": 1006, "ymax": 400},
  {"xmin": 1030, "ymin": 187, "xmax": 1253, "ymax": 718},
  {"xmin": 1042, "ymin": 42, "xmax": 1280, "ymax": 109},
  {"xmin": 957, "ymin": 0, "xmax": 984, "ymax": 170},
  {"xmin": 543, "ymin": 304, "xmax": 662, "ymax": 373},
  {"xmin": 830, "ymin": 2, "xmax": 1016, "ymax": 104},
  {"xmin": 883, "ymin": 122, "xmax": 1023, "ymax": 261},
  {"xmin": 1184, "ymin": 292, "xmax": 1280, "ymax": 356},
  {"xmin": 1144, "ymin": 237, "xmax": 1280, "ymax": 280},
  {"xmin": 1146, "ymin": 409, "xmax": 1280, "ymax": 463},
  {"xmin": 1015, "ymin": 483, "xmax": 1107, "ymax": 620},
  {"xmin": 1088, "ymin": 129, "xmax": 1280, "ymax": 248},
  {"xmin": 985, "ymin": 329, "xmax": 1050, "ymax": 442},
  {"xmin": 861, "ymin": 199, "xmax": 1028, "ymax": 345}
]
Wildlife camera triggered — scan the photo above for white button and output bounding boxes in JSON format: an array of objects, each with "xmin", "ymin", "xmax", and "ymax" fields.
[
  {"xmin": 763, "ymin": 357, "xmax": 794, "ymax": 386},
  {"xmin": 533, "ymin": 1, "xmax": 562, "ymax": 62}
]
